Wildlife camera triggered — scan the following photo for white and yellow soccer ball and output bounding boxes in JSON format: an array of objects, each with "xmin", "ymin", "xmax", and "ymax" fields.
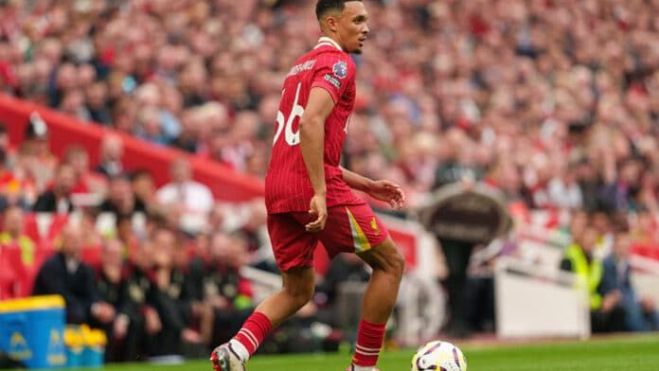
[{"xmin": 410, "ymin": 340, "xmax": 467, "ymax": 371}]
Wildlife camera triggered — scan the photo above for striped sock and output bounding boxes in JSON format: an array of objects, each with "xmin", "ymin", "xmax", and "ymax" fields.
[
  {"xmin": 351, "ymin": 365, "xmax": 377, "ymax": 371},
  {"xmin": 231, "ymin": 311, "xmax": 273, "ymax": 361},
  {"xmin": 352, "ymin": 319, "xmax": 386, "ymax": 367}
]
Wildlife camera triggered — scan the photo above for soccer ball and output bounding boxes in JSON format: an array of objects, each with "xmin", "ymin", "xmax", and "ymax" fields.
[{"xmin": 410, "ymin": 340, "xmax": 467, "ymax": 371}]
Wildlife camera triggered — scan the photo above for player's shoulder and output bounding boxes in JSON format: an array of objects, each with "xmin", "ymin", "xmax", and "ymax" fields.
[
  {"xmin": 314, "ymin": 48, "xmax": 355, "ymax": 77},
  {"xmin": 314, "ymin": 47, "xmax": 353, "ymax": 64}
]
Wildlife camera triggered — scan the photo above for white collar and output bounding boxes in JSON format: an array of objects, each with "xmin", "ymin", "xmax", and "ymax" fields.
[{"xmin": 315, "ymin": 36, "xmax": 343, "ymax": 51}]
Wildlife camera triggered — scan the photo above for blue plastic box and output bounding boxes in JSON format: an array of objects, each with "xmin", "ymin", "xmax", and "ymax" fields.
[
  {"xmin": 82, "ymin": 346, "xmax": 104, "ymax": 368},
  {"xmin": 0, "ymin": 296, "xmax": 67, "ymax": 369}
]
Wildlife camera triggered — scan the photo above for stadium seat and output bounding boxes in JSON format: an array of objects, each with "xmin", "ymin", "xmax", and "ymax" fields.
[
  {"xmin": 0, "ymin": 245, "xmax": 30, "ymax": 297},
  {"xmin": 0, "ymin": 247, "xmax": 18, "ymax": 299}
]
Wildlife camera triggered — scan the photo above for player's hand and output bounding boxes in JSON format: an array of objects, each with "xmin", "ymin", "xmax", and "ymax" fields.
[
  {"xmin": 367, "ymin": 180, "xmax": 406, "ymax": 209},
  {"xmin": 306, "ymin": 193, "xmax": 327, "ymax": 232}
]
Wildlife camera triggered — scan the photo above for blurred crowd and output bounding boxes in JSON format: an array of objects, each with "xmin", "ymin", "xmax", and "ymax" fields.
[
  {"xmin": 1, "ymin": 0, "xmax": 659, "ymax": 217},
  {"xmin": 1, "ymin": 0, "xmax": 659, "ymax": 356},
  {"xmin": 558, "ymin": 212, "xmax": 659, "ymax": 334}
]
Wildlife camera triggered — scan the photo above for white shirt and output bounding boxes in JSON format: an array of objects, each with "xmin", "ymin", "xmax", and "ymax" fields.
[{"xmin": 156, "ymin": 181, "xmax": 214, "ymax": 215}]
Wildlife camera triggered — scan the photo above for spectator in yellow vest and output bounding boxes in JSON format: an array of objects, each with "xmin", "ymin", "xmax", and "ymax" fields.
[
  {"xmin": 0, "ymin": 205, "xmax": 35, "ymax": 266},
  {"xmin": 560, "ymin": 225, "xmax": 626, "ymax": 333}
]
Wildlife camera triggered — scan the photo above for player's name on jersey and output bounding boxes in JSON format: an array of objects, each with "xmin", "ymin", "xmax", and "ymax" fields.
[{"xmin": 287, "ymin": 60, "xmax": 316, "ymax": 77}]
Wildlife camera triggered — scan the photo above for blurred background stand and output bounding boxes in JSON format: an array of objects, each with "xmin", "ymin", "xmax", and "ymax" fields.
[{"xmin": 419, "ymin": 181, "xmax": 511, "ymax": 338}]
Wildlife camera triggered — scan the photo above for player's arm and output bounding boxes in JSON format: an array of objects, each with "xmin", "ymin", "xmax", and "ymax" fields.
[
  {"xmin": 300, "ymin": 87, "xmax": 336, "ymax": 232},
  {"xmin": 341, "ymin": 167, "xmax": 406, "ymax": 209},
  {"xmin": 341, "ymin": 167, "xmax": 374, "ymax": 192}
]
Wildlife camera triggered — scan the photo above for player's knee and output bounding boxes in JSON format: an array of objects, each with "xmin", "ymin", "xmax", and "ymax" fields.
[
  {"xmin": 388, "ymin": 247, "xmax": 405, "ymax": 280},
  {"xmin": 378, "ymin": 242, "xmax": 405, "ymax": 280},
  {"xmin": 371, "ymin": 241, "xmax": 405, "ymax": 280}
]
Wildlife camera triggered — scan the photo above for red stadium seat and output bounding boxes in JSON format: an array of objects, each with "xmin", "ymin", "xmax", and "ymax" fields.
[
  {"xmin": 0, "ymin": 245, "xmax": 30, "ymax": 297},
  {"xmin": 0, "ymin": 246, "xmax": 18, "ymax": 299}
]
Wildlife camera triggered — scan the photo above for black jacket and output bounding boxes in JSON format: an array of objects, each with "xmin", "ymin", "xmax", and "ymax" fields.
[
  {"xmin": 32, "ymin": 191, "xmax": 74, "ymax": 213},
  {"xmin": 33, "ymin": 252, "xmax": 98, "ymax": 324}
]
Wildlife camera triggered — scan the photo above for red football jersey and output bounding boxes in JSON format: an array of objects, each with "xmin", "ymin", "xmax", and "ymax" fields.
[{"xmin": 265, "ymin": 37, "xmax": 365, "ymax": 213}]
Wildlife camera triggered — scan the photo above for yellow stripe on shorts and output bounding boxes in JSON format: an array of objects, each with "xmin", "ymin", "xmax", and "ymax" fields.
[{"xmin": 346, "ymin": 207, "xmax": 372, "ymax": 253}]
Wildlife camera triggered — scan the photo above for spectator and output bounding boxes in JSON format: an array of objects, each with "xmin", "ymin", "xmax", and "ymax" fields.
[
  {"xmin": 62, "ymin": 145, "xmax": 107, "ymax": 197},
  {"xmin": 239, "ymin": 199, "xmax": 275, "ymax": 271},
  {"xmin": 560, "ymin": 226, "xmax": 626, "ymax": 333},
  {"xmin": 0, "ymin": 205, "xmax": 35, "ymax": 266},
  {"xmin": 115, "ymin": 214, "xmax": 142, "ymax": 258},
  {"xmin": 156, "ymin": 157, "xmax": 213, "ymax": 233},
  {"xmin": 59, "ymin": 89, "xmax": 91, "ymax": 122},
  {"xmin": 0, "ymin": 147, "xmax": 22, "ymax": 210},
  {"xmin": 547, "ymin": 166, "xmax": 583, "ymax": 210},
  {"xmin": 601, "ymin": 231, "xmax": 659, "ymax": 331},
  {"xmin": 200, "ymin": 232, "xmax": 253, "ymax": 346},
  {"xmin": 86, "ymin": 82, "xmax": 112, "ymax": 125},
  {"xmin": 137, "ymin": 107, "xmax": 169, "ymax": 146},
  {"xmin": 32, "ymin": 222, "xmax": 116, "ymax": 325},
  {"xmin": 131, "ymin": 169, "xmax": 158, "ymax": 212},
  {"xmin": 94, "ymin": 238, "xmax": 143, "ymax": 362},
  {"xmin": 94, "ymin": 238, "xmax": 125, "ymax": 356},
  {"xmin": 124, "ymin": 239, "xmax": 161, "ymax": 358},
  {"xmin": 95, "ymin": 134, "xmax": 124, "ymax": 178},
  {"xmin": 133, "ymin": 82, "xmax": 181, "ymax": 143},
  {"xmin": 33, "ymin": 163, "xmax": 75, "ymax": 213},
  {"xmin": 98, "ymin": 174, "xmax": 147, "ymax": 219},
  {"xmin": 20, "ymin": 113, "xmax": 57, "ymax": 192},
  {"xmin": 172, "ymin": 108, "xmax": 201, "ymax": 153},
  {"xmin": 147, "ymin": 227, "xmax": 201, "ymax": 356}
]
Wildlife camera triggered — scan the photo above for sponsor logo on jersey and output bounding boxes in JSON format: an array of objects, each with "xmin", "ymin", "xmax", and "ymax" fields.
[
  {"xmin": 333, "ymin": 61, "xmax": 348, "ymax": 79},
  {"xmin": 324, "ymin": 74, "xmax": 341, "ymax": 89}
]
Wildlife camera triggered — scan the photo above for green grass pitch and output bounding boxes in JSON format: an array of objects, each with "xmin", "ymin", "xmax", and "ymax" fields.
[{"xmin": 61, "ymin": 334, "xmax": 659, "ymax": 371}]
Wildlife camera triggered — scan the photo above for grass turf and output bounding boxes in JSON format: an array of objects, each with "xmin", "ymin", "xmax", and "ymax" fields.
[{"xmin": 62, "ymin": 334, "xmax": 659, "ymax": 371}]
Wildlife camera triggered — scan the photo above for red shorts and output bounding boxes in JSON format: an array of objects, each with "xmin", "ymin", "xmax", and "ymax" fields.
[{"xmin": 267, "ymin": 204, "xmax": 389, "ymax": 271}]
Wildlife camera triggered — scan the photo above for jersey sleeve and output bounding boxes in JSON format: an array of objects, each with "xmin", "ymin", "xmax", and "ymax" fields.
[{"xmin": 310, "ymin": 54, "xmax": 354, "ymax": 103}]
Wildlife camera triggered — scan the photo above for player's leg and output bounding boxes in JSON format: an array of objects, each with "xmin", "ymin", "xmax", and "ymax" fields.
[
  {"xmin": 357, "ymin": 238, "xmax": 404, "ymax": 323},
  {"xmin": 318, "ymin": 205, "xmax": 404, "ymax": 371},
  {"xmin": 211, "ymin": 212, "xmax": 317, "ymax": 370},
  {"xmin": 252, "ymin": 266, "xmax": 316, "ymax": 326},
  {"xmin": 211, "ymin": 268, "xmax": 316, "ymax": 370},
  {"xmin": 350, "ymin": 238, "xmax": 404, "ymax": 370}
]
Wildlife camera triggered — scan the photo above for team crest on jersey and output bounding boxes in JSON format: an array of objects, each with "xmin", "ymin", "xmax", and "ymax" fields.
[
  {"xmin": 370, "ymin": 217, "xmax": 380, "ymax": 235},
  {"xmin": 333, "ymin": 61, "xmax": 348, "ymax": 79}
]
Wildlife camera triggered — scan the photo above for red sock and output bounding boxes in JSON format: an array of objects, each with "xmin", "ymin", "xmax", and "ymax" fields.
[
  {"xmin": 233, "ymin": 311, "xmax": 273, "ymax": 357},
  {"xmin": 352, "ymin": 319, "xmax": 386, "ymax": 367}
]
